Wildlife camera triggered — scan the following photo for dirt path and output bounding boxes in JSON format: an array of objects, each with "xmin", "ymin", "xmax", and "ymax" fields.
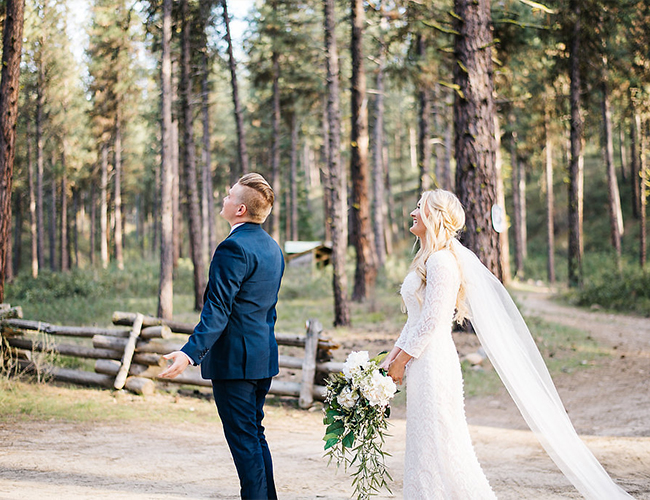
[{"xmin": 0, "ymin": 286, "xmax": 649, "ymax": 499}]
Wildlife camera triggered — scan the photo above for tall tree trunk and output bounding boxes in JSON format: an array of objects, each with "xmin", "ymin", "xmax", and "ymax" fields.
[
  {"xmin": 90, "ymin": 183, "xmax": 96, "ymax": 265},
  {"xmin": 372, "ymin": 44, "xmax": 387, "ymax": 266},
  {"xmin": 544, "ymin": 100, "xmax": 556, "ymax": 283},
  {"xmin": 172, "ymin": 118, "xmax": 180, "ymax": 265},
  {"xmin": 36, "ymin": 48, "xmax": 45, "ymax": 270},
  {"xmin": 180, "ymin": 0, "xmax": 206, "ymax": 311},
  {"xmin": 11, "ymin": 196, "xmax": 20, "ymax": 279},
  {"xmin": 200, "ymin": 31, "xmax": 215, "ymax": 261},
  {"xmin": 60, "ymin": 166, "xmax": 68, "ymax": 272},
  {"xmin": 619, "ymin": 125, "xmax": 627, "ymax": 182},
  {"xmin": 289, "ymin": 112, "xmax": 299, "ymax": 241},
  {"xmin": 568, "ymin": 0, "xmax": 584, "ymax": 287},
  {"xmin": 443, "ymin": 93, "xmax": 454, "ymax": 191},
  {"xmin": 417, "ymin": 34, "xmax": 432, "ymax": 193},
  {"xmin": 350, "ymin": 0, "xmax": 377, "ymax": 302},
  {"xmin": 321, "ymin": 100, "xmax": 332, "ymax": 242},
  {"xmin": 510, "ymin": 126, "xmax": 526, "ymax": 277},
  {"xmin": 222, "ymin": 0, "xmax": 249, "ymax": 175},
  {"xmin": 28, "ymin": 126, "xmax": 38, "ymax": 278},
  {"xmin": 453, "ymin": 0, "xmax": 501, "ymax": 278},
  {"xmin": 158, "ymin": 0, "xmax": 174, "ymax": 319},
  {"xmin": 114, "ymin": 116, "xmax": 124, "ymax": 270},
  {"xmin": 630, "ymin": 98, "xmax": 641, "ymax": 219},
  {"xmin": 323, "ymin": 0, "xmax": 350, "ymax": 326},
  {"xmin": 269, "ymin": 48, "xmax": 281, "ymax": 242},
  {"xmin": 49, "ymin": 157, "xmax": 57, "ymax": 271},
  {"xmin": 640, "ymin": 120, "xmax": 647, "ymax": 269},
  {"xmin": 100, "ymin": 144, "xmax": 109, "ymax": 269},
  {"xmin": 73, "ymin": 189, "xmax": 79, "ymax": 268},
  {"xmin": 494, "ymin": 114, "xmax": 510, "ymax": 284},
  {"xmin": 0, "ymin": 0, "xmax": 24, "ymax": 300},
  {"xmin": 601, "ymin": 67, "xmax": 623, "ymax": 269}
]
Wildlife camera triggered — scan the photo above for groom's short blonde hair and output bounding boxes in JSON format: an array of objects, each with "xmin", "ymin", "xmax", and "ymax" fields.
[{"xmin": 237, "ymin": 173, "xmax": 274, "ymax": 223}]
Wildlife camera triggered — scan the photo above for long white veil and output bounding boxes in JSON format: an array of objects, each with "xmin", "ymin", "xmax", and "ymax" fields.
[{"xmin": 452, "ymin": 239, "xmax": 634, "ymax": 499}]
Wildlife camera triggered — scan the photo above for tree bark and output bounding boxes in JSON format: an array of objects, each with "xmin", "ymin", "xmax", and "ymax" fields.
[
  {"xmin": 100, "ymin": 143, "xmax": 109, "ymax": 269},
  {"xmin": 200, "ymin": 22, "xmax": 215, "ymax": 262},
  {"xmin": 72, "ymin": 188, "xmax": 79, "ymax": 267},
  {"xmin": 640, "ymin": 119, "xmax": 647, "ymax": 269},
  {"xmin": 417, "ymin": 34, "xmax": 432, "ymax": 193},
  {"xmin": 10, "ymin": 195, "xmax": 20, "ymax": 280},
  {"xmin": 60, "ymin": 166, "xmax": 68, "ymax": 272},
  {"xmin": 544, "ymin": 100, "xmax": 556, "ymax": 283},
  {"xmin": 114, "ymin": 116, "xmax": 124, "ymax": 270},
  {"xmin": 180, "ymin": 0, "xmax": 206, "ymax": 311},
  {"xmin": 222, "ymin": 0, "xmax": 249, "ymax": 175},
  {"xmin": 601, "ymin": 66, "xmax": 623, "ymax": 269},
  {"xmin": 28, "ymin": 127, "xmax": 38, "ymax": 277},
  {"xmin": 89, "ymin": 182, "xmax": 96, "ymax": 265},
  {"xmin": 510, "ymin": 126, "xmax": 526, "ymax": 277},
  {"xmin": 0, "ymin": 0, "xmax": 24, "ymax": 299},
  {"xmin": 619, "ymin": 125, "xmax": 627, "ymax": 182},
  {"xmin": 269, "ymin": 47, "xmax": 281, "ymax": 243},
  {"xmin": 289, "ymin": 112, "xmax": 299, "ymax": 241},
  {"xmin": 36, "ymin": 46, "xmax": 45, "ymax": 270},
  {"xmin": 452, "ymin": 0, "xmax": 501, "ymax": 278},
  {"xmin": 568, "ymin": 0, "xmax": 584, "ymax": 287},
  {"xmin": 630, "ymin": 97, "xmax": 641, "ymax": 219},
  {"xmin": 350, "ymin": 0, "xmax": 377, "ymax": 301},
  {"xmin": 49, "ymin": 156, "xmax": 57, "ymax": 271},
  {"xmin": 372, "ymin": 44, "xmax": 387, "ymax": 266},
  {"xmin": 157, "ymin": 0, "xmax": 173, "ymax": 319},
  {"xmin": 494, "ymin": 114, "xmax": 510, "ymax": 284},
  {"xmin": 323, "ymin": 0, "xmax": 350, "ymax": 326},
  {"xmin": 171, "ymin": 118, "xmax": 180, "ymax": 266}
]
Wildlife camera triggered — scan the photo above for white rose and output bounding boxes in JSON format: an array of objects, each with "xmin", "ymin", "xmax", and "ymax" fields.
[
  {"xmin": 342, "ymin": 351, "xmax": 370, "ymax": 381},
  {"xmin": 337, "ymin": 386, "xmax": 359, "ymax": 409},
  {"xmin": 361, "ymin": 370, "xmax": 397, "ymax": 408}
]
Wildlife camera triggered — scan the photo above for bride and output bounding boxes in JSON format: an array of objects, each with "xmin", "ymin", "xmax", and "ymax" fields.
[{"xmin": 379, "ymin": 189, "xmax": 634, "ymax": 499}]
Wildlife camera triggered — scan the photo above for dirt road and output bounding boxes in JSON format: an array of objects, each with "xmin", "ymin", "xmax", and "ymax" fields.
[{"xmin": 0, "ymin": 286, "xmax": 648, "ymax": 499}]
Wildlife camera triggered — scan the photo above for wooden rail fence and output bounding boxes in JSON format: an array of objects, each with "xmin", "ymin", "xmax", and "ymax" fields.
[{"xmin": 0, "ymin": 304, "xmax": 342, "ymax": 409}]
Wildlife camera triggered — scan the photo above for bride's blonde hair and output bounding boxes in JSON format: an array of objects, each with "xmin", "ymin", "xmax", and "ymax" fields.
[{"xmin": 409, "ymin": 189, "xmax": 469, "ymax": 323}]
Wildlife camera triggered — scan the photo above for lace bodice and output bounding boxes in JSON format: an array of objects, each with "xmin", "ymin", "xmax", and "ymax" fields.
[{"xmin": 396, "ymin": 250, "xmax": 461, "ymax": 359}]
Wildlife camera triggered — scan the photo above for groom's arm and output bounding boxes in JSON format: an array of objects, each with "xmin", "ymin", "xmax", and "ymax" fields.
[{"xmin": 180, "ymin": 238, "xmax": 247, "ymax": 365}]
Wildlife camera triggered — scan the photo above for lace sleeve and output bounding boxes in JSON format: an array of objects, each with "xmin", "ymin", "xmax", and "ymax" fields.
[{"xmin": 395, "ymin": 251, "xmax": 460, "ymax": 359}]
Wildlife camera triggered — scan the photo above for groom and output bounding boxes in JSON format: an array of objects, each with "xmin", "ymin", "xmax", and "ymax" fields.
[{"xmin": 160, "ymin": 173, "xmax": 284, "ymax": 500}]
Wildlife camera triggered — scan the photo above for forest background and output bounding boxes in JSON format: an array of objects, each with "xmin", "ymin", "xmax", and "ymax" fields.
[{"xmin": 0, "ymin": 0, "xmax": 649, "ymax": 333}]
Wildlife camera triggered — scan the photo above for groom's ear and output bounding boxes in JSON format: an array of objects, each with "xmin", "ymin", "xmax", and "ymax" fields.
[{"xmin": 236, "ymin": 203, "xmax": 248, "ymax": 216}]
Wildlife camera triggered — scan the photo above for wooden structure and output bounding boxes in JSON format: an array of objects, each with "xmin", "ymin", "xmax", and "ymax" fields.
[{"xmin": 0, "ymin": 304, "xmax": 342, "ymax": 408}]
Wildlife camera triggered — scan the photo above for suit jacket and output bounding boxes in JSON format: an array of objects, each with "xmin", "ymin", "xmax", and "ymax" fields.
[{"xmin": 181, "ymin": 222, "xmax": 284, "ymax": 380}]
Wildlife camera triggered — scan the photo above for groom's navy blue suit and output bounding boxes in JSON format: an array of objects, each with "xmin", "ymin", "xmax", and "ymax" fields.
[{"xmin": 181, "ymin": 222, "xmax": 284, "ymax": 500}]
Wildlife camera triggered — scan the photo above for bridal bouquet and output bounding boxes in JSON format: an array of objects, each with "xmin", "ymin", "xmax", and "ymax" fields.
[{"xmin": 323, "ymin": 351, "xmax": 397, "ymax": 499}]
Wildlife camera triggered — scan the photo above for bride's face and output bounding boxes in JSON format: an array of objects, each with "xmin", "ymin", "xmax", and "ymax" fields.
[{"xmin": 410, "ymin": 200, "xmax": 427, "ymax": 239}]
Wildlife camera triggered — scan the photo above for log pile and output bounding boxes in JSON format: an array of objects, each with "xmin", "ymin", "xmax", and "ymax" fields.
[{"xmin": 0, "ymin": 304, "xmax": 342, "ymax": 408}]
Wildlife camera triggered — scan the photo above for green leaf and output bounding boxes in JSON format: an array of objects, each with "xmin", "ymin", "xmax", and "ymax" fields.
[
  {"xmin": 326, "ymin": 421, "xmax": 344, "ymax": 434},
  {"xmin": 323, "ymin": 432, "xmax": 340, "ymax": 442},
  {"xmin": 342, "ymin": 431, "xmax": 355, "ymax": 448},
  {"xmin": 324, "ymin": 437, "xmax": 339, "ymax": 450}
]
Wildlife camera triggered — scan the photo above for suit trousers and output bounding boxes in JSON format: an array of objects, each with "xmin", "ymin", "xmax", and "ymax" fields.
[{"xmin": 212, "ymin": 378, "xmax": 277, "ymax": 500}]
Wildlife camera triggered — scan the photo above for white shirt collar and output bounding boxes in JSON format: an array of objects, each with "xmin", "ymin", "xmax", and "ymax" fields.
[{"xmin": 229, "ymin": 222, "xmax": 245, "ymax": 234}]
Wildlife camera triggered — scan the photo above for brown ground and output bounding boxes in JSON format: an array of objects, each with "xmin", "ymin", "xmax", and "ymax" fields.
[{"xmin": 0, "ymin": 285, "xmax": 648, "ymax": 499}]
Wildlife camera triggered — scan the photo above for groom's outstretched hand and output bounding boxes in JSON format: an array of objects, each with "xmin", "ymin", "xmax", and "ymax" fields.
[{"xmin": 159, "ymin": 351, "xmax": 190, "ymax": 379}]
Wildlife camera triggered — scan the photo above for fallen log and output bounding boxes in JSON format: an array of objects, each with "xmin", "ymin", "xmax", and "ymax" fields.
[
  {"xmin": 95, "ymin": 358, "xmax": 148, "ymax": 377},
  {"xmin": 112, "ymin": 311, "xmax": 194, "ymax": 334},
  {"xmin": 92, "ymin": 335, "xmax": 183, "ymax": 355},
  {"xmin": 140, "ymin": 325, "xmax": 173, "ymax": 340},
  {"xmin": 7, "ymin": 336, "xmax": 130, "ymax": 360},
  {"xmin": 1, "ymin": 319, "xmax": 131, "ymax": 338},
  {"xmin": 270, "ymin": 380, "xmax": 327, "ymax": 401},
  {"xmin": 299, "ymin": 319, "xmax": 321, "ymax": 409}
]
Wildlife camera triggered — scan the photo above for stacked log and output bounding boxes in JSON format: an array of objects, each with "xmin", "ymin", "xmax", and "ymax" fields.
[{"xmin": 1, "ymin": 308, "xmax": 343, "ymax": 406}]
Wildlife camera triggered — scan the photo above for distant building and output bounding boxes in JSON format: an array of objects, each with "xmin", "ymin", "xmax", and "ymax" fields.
[{"xmin": 283, "ymin": 241, "xmax": 332, "ymax": 268}]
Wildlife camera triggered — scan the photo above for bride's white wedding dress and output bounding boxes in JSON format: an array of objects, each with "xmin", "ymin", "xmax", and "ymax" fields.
[
  {"xmin": 396, "ymin": 249, "xmax": 496, "ymax": 499},
  {"xmin": 393, "ymin": 244, "xmax": 634, "ymax": 499}
]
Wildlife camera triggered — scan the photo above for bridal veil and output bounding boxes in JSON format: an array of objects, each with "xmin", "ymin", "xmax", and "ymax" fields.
[{"xmin": 452, "ymin": 239, "xmax": 634, "ymax": 499}]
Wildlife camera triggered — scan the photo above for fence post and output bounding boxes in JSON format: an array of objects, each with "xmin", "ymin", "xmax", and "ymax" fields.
[
  {"xmin": 114, "ymin": 313, "xmax": 144, "ymax": 390},
  {"xmin": 299, "ymin": 318, "xmax": 321, "ymax": 409}
]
